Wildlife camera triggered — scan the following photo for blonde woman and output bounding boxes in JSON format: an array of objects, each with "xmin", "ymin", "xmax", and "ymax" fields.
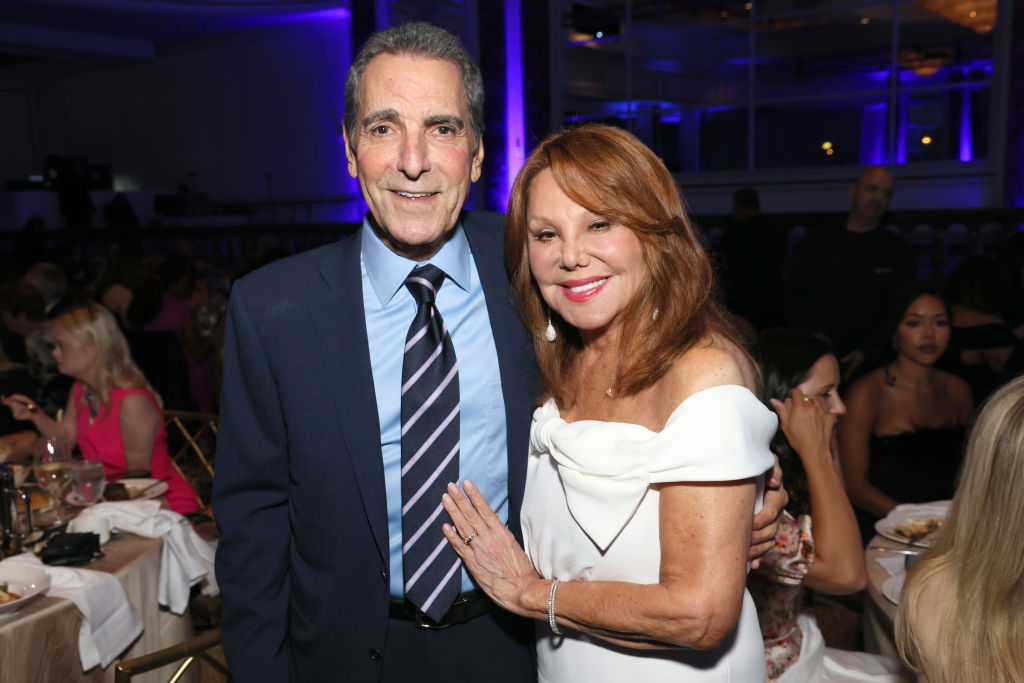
[
  {"xmin": 895, "ymin": 374, "xmax": 1024, "ymax": 682},
  {"xmin": 4, "ymin": 303, "xmax": 199, "ymax": 515}
]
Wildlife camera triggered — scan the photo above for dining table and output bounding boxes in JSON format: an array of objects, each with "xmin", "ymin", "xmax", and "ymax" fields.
[
  {"xmin": 0, "ymin": 513, "xmax": 195, "ymax": 682},
  {"xmin": 864, "ymin": 532, "xmax": 909, "ymax": 659}
]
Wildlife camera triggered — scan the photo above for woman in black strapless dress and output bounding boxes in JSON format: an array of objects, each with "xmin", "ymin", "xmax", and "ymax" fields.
[{"xmin": 838, "ymin": 286, "xmax": 974, "ymax": 542}]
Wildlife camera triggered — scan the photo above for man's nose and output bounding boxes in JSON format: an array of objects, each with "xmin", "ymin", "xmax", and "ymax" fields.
[{"xmin": 397, "ymin": 135, "xmax": 430, "ymax": 179}]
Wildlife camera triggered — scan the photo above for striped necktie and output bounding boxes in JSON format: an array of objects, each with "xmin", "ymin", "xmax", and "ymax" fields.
[{"xmin": 400, "ymin": 263, "xmax": 461, "ymax": 622}]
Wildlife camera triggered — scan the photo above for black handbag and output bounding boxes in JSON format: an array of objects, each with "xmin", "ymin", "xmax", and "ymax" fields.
[{"xmin": 38, "ymin": 532, "xmax": 103, "ymax": 566}]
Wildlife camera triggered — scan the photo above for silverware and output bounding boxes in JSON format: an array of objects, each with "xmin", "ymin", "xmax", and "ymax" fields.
[
  {"xmin": 134, "ymin": 477, "xmax": 171, "ymax": 497},
  {"xmin": 868, "ymin": 546, "xmax": 920, "ymax": 555}
]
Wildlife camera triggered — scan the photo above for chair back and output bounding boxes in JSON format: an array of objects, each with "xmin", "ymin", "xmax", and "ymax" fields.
[
  {"xmin": 163, "ymin": 410, "xmax": 217, "ymax": 509},
  {"xmin": 114, "ymin": 628, "xmax": 229, "ymax": 682}
]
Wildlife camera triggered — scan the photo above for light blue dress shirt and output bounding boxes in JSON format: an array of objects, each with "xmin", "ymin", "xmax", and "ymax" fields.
[{"xmin": 360, "ymin": 220, "xmax": 510, "ymax": 597}]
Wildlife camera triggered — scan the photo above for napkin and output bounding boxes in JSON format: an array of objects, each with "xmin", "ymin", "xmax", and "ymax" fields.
[
  {"xmin": 70, "ymin": 500, "xmax": 218, "ymax": 614},
  {"xmin": 0, "ymin": 552, "xmax": 143, "ymax": 670},
  {"xmin": 874, "ymin": 555, "xmax": 905, "ymax": 577}
]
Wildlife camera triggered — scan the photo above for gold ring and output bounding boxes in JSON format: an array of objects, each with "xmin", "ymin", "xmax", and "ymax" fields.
[
  {"xmin": 463, "ymin": 531, "xmax": 478, "ymax": 545},
  {"xmin": 801, "ymin": 397, "xmax": 812, "ymax": 403},
  {"xmin": 26, "ymin": 403, "xmax": 36, "ymax": 412}
]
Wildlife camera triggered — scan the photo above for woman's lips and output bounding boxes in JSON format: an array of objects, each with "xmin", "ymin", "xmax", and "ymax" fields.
[
  {"xmin": 560, "ymin": 277, "xmax": 608, "ymax": 303},
  {"xmin": 918, "ymin": 344, "xmax": 938, "ymax": 354}
]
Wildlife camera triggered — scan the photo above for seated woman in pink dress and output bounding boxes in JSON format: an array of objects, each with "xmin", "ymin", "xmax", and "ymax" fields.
[{"xmin": 5, "ymin": 303, "xmax": 199, "ymax": 515}]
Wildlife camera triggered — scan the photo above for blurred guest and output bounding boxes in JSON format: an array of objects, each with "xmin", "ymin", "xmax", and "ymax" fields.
[
  {"xmin": 3, "ymin": 303, "xmax": 200, "ymax": 515},
  {"xmin": 0, "ymin": 281, "xmax": 70, "ymax": 413},
  {"xmin": 939, "ymin": 256, "xmax": 1017, "ymax": 403},
  {"xmin": 838, "ymin": 286, "xmax": 973, "ymax": 542},
  {"xmin": 22, "ymin": 261, "xmax": 68, "ymax": 316},
  {"xmin": 896, "ymin": 375, "xmax": 1024, "ymax": 683},
  {"xmin": 719, "ymin": 188, "xmax": 787, "ymax": 331},
  {"xmin": 750, "ymin": 329, "xmax": 908, "ymax": 681},
  {"xmin": 146, "ymin": 252, "xmax": 218, "ymax": 412},
  {"xmin": 784, "ymin": 167, "xmax": 914, "ymax": 377},
  {"xmin": 0, "ymin": 337, "xmax": 39, "ymax": 462},
  {"xmin": 93, "ymin": 245, "xmax": 163, "ymax": 329}
]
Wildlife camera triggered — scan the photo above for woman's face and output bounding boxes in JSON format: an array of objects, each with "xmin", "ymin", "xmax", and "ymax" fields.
[
  {"xmin": 893, "ymin": 294, "xmax": 950, "ymax": 366},
  {"xmin": 796, "ymin": 354, "xmax": 846, "ymax": 415},
  {"xmin": 526, "ymin": 169, "xmax": 646, "ymax": 341},
  {"xmin": 51, "ymin": 325, "xmax": 98, "ymax": 380}
]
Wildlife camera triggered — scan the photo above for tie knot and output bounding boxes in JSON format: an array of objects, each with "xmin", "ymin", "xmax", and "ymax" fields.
[{"xmin": 405, "ymin": 264, "xmax": 446, "ymax": 306}]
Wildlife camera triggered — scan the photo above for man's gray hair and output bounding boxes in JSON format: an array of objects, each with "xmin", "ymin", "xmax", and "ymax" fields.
[{"xmin": 344, "ymin": 22, "xmax": 484, "ymax": 155}]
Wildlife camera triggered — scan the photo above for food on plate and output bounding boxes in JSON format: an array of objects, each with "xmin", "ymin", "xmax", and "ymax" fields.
[
  {"xmin": 28, "ymin": 489, "xmax": 51, "ymax": 511},
  {"xmin": 0, "ymin": 582, "xmax": 21, "ymax": 605},
  {"xmin": 104, "ymin": 482, "xmax": 130, "ymax": 501},
  {"xmin": 891, "ymin": 517, "xmax": 942, "ymax": 544}
]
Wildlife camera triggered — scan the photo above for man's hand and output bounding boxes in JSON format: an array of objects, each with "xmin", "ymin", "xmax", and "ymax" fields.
[{"xmin": 749, "ymin": 455, "xmax": 788, "ymax": 569}]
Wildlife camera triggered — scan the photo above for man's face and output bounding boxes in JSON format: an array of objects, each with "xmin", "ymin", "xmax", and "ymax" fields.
[
  {"xmin": 344, "ymin": 53, "xmax": 484, "ymax": 261},
  {"xmin": 849, "ymin": 167, "xmax": 894, "ymax": 225}
]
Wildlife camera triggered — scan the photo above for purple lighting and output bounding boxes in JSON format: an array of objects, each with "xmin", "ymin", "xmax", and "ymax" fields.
[
  {"xmin": 504, "ymin": 0, "xmax": 525, "ymax": 208},
  {"xmin": 959, "ymin": 83, "xmax": 973, "ymax": 162}
]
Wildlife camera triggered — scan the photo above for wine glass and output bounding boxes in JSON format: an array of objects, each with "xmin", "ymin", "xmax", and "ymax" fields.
[
  {"xmin": 34, "ymin": 438, "xmax": 71, "ymax": 525},
  {"xmin": 70, "ymin": 459, "xmax": 106, "ymax": 505}
]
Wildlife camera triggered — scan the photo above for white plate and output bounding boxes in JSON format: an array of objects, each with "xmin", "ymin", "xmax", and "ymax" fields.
[
  {"xmin": 875, "ymin": 501, "xmax": 951, "ymax": 547},
  {"xmin": 118, "ymin": 478, "xmax": 169, "ymax": 500},
  {"xmin": 882, "ymin": 573, "xmax": 905, "ymax": 605},
  {"xmin": 0, "ymin": 565, "xmax": 51, "ymax": 618}
]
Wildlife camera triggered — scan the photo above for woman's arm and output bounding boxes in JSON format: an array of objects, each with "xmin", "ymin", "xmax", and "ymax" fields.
[
  {"xmin": 772, "ymin": 389, "xmax": 865, "ymax": 594},
  {"xmin": 443, "ymin": 477, "xmax": 756, "ymax": 651},
  {"xmin": 837, "ymin": 378, "xmax": 897, "ymax": 519},
  {"xmin": 2, "ymin": 390, "xmax": 77, "ymax": 446},
  {"xmin": 119, "ymin": 393, "xmax": 161, "ymax": 473}
]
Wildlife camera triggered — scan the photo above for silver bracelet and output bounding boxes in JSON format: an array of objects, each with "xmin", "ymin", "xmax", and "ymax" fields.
[{"xmin": 547, "ymin": 579, "xmax": 561, "ymax": 635}]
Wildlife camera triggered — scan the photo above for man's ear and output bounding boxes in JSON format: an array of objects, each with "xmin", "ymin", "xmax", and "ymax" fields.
[
  {"xmin": 343, "ymin": 129, "xmax": 359, "ymax": 179},
  {"xmin": 470, "ymin": 139, "xmax": 485, "ymax": 183}
]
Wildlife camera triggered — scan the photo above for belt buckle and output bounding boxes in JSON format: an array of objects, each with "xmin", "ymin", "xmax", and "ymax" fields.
[{"xmin": 413, "ymin": 609, "xmax": 448, "ymax": 630}]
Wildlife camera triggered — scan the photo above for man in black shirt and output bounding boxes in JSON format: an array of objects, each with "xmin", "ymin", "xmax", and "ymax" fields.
[{"xmin": 784, "ymin": 166, "xmax": 914, "ymax": 370}]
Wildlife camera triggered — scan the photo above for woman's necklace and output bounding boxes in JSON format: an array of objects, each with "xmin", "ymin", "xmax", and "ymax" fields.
[
  {"xmin": 884, "ymin": 365, "xmax": 929, "ymax": 391},
  {"xmin": 578, "ymin": 358, "xmax": 616, "ymax": 398},
  {"xmin": 84, "ymin": 392, "xmax": 100, "ymax": 425}
]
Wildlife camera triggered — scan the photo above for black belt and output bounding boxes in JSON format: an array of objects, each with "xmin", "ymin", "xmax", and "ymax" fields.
[{"xmin": 389, "ymin": 591, "xmax": 492, "ymax": 629}]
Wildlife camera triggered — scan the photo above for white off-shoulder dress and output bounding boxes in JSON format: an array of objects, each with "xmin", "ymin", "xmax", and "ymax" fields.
[{"xmin": 521, "ymin": 385, "xmax": 777, "ymax": 683}]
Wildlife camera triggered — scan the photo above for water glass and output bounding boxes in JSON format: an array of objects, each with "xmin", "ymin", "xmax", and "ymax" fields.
[
  {"xmin": 34, "ymin": 438, "xmax": 71, "ymax": 524},
  {"xmin": 71, "ymin": 460, "xmax": 106, "ymax": 505}
]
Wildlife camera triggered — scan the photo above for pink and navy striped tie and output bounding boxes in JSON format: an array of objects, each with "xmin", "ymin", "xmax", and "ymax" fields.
[{"xmin": 400, "ymin": 263, "xmax": 461, "ymax": 622}]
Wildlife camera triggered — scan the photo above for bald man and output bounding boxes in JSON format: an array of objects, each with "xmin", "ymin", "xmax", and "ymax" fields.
[{"xmin": 784, "ymin": 167, "xmax": 914, "ymax": 365}]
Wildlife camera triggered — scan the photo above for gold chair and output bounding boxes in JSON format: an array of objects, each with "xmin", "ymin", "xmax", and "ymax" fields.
[
  {"xmin": 114, "ymin": 628, "xmax": 230, "ymax": 682},
  {"xmin": 163, "ymin": 410, "xmax": 218, "ymax": 509}
]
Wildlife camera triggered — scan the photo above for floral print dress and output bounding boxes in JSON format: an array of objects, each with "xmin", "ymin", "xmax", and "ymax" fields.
[{"xmin": 748, "ymin": 511, "xmax": 815, "ymax": 682}]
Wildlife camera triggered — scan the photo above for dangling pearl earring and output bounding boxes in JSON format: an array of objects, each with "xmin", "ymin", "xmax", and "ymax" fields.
[{"xmin": 545, "ymin": 314, "xmax": 557, "ymax": 342}]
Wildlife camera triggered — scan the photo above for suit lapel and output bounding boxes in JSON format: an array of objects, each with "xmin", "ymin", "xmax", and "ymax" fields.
[{"xmin": 308, "ymin": 231, "xmax": 389, "ymax": 563}]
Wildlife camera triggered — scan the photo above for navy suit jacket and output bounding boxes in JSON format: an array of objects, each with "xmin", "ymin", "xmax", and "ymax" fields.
[{"xmin": 213, "ymin": 211, "xmax": 537, "ymax": 681}]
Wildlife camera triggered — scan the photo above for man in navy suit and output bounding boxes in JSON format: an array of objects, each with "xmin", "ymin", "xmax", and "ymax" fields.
[
  {"xmin": 214, "ymin": 22, "xmax": 784, "ymax": 682},
  {"xmin": 213, "ymin": 23, "xmax": 537, "ymax": 682}
]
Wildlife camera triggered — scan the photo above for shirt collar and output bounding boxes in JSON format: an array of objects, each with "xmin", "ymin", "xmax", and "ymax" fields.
[{"xmin": 360, "ymin": 216, "xmax": 472, "ymax": 307}]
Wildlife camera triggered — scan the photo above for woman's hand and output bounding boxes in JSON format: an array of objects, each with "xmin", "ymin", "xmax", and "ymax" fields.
[
  {"xmin": 2, "ymin": 393, "xmax": 40, "ymax": 421},
  {"xmin": 442, "ymin": 479, "xmax": 540, "ymax": 616},
  {"xmin": 770, "ymin": 388, "xmax": 835, "ymax": 467}
]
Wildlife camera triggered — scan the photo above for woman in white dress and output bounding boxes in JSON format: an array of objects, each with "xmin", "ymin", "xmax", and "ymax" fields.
[{"xmin": 441, "ymin": 125, "xmax": 777, "ymax": 681}]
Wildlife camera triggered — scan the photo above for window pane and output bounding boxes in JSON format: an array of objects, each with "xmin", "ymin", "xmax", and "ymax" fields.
[
  {"xmin": 897, "ymin": 1, "xmax": 995, "ymax": 90},
  {"xmin": 897, "ymin": 86, "xmax": 990, "ymax": 163},
  {"xmin": 754, "ymin": 4, "xmax": 894, "ymax": 101},
  {"xmin": 754, "ymin": 96, "xmax": 888, "ymax": 169}
]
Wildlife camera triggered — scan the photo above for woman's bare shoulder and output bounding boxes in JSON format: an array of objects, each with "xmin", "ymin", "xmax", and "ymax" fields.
[
  {"xmin": 935, "ymin": 370, "xmax": 973, "ymax": 411},
  {"xmin": 670, "ymin": 335, "xmax": 758, "ymax": 397}
]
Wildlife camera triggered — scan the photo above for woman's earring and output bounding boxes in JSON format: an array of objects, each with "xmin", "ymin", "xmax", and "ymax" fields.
[
  {"xmin": 652, "ymin": 307, "xmax": 660, "ymax": 322},
  {"xmin": 545, "ymin": 314, "xmax": 557, "ymax": 342}
]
